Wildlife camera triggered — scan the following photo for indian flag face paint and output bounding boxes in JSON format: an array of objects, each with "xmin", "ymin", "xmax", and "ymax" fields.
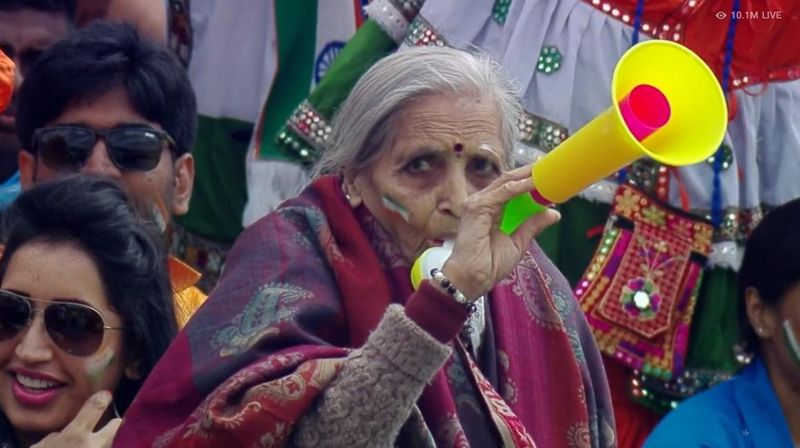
[
  {"xmin": 381, "ymin": 195, "xmax": 411, "ymax": 223},
  {"xmin": 86, "ymin": 347, "xmax": 115, "ymax": 387},
  {"xmin": 784, "ymin": 320, "xmax": 800, "ymax": 366}
]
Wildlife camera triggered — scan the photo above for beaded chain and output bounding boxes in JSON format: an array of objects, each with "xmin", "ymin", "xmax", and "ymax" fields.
[{"xmin": 430, "ymin": 268, "xmax": 473, "ymax": 310}]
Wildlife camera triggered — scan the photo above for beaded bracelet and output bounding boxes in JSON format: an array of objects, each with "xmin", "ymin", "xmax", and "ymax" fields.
[{"xmin": 429, "ymin": 268, "xmax": 475, "ymax": 310}]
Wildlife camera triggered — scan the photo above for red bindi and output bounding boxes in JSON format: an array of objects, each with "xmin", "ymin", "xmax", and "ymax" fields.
[{"xmin": 454, "ymin": 143, "xmax": 464, "ymax": 153}]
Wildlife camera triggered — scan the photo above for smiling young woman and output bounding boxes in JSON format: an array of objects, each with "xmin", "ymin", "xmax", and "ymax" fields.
[{"xmin": 0, "ymin": 175, "xmax": 176, "ymax": 447}]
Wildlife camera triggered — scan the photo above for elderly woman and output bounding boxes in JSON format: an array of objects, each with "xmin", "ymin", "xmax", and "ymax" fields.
[
  {"xmin": 116, "ymin": 46, "xmax": 616, "ymax": 447},
  {"xmin": 645, "ymin": 198, "xmax": 800, "ymax": 447}
]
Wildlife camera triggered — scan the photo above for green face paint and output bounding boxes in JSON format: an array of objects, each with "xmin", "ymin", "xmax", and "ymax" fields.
[
  {"xmin": 86, "ymin": 347, "xmax": 115, "ymax": 387},
  {"xmin": 381, "ymin": 195, "xmax": 411, "ymax": 223},
  {"xmin": 783, "ymin": 320, "xmax": 800, "ymax": 367}
]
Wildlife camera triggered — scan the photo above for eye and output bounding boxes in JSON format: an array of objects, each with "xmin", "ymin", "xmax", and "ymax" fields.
[
  {"xmin": 404, "ymin": 156, "xmax": 434, "ymax": 174},
  {"xmin": 469, "ymin": 157, "xmax": 500, "ymax": 177}
]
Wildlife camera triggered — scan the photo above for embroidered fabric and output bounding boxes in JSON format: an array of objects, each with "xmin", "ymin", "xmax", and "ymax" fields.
[{"xmin": 576, "ymin": 184, "xmax": 713, "ymax": 380}]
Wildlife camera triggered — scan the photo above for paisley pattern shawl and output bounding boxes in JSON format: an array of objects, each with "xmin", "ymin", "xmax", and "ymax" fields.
[{"xmin": 115, "ymin": 176, "xmax": 616, "ymax": 447}]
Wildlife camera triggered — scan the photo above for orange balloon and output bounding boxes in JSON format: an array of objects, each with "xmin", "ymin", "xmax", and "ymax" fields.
[{"xmin": 0, "ymin": 50, "xmax": 14, "ymax": 114}]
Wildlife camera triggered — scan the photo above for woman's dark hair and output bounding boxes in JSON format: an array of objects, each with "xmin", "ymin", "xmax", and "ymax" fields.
[
  {"xmin": 737, "ymin": 198, "xmax": 800, "ymax": 356},
  {"xmin": 16, "ymin": 20, "xmax": 197, "ymax": 156},
  {"xmin": 0, "ymin": 175, "xmax": 177, "ymax": 412}
]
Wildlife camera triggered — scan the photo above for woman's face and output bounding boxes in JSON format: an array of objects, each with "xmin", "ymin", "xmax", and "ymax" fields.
[
  {"xmin": 770, "ymin": 284, "xmax": 800, "ymax": 383},
  {"xmin": 347, "ymin": 91, "xmax": 506, "ymax": 261},
  {"xmin": 0, "ymin": 241, "xmax": 133, "ymax": 440}
]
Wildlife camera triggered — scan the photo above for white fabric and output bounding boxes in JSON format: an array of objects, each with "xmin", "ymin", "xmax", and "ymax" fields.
[
  {"xmin": 243, "ymin": 159, "xmax": 310, "ymax": 227},
  {"xmin": 188, "ymin": 0, "xmax": 277, "ymax": 122}
]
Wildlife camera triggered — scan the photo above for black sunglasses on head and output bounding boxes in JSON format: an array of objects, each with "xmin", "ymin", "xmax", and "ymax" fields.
[
  {"xmin": 32, "ymin": 125, "xmax": 177, "ymax": 172},
  {"xmin": 0, "ymin": 290, "xmax": 124, "ymax": 357}
]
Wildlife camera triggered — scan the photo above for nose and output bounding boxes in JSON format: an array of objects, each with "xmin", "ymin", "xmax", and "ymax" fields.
[
  {"xmin": 14, "ymin": 316, "xmax": 54, "ymax": 364},
  {"xmin": 437, "ymin": 170, "xmax": 471, "ymax": 219},
  {"xmin": 81, "ymin": 140, "xmax": 122, "ymax": 178}
]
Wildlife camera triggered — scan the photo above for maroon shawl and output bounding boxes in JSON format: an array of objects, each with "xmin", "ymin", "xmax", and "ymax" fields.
[{"xmin": 115, "ymin": 176, "xmax": 615, "ymax": 447}]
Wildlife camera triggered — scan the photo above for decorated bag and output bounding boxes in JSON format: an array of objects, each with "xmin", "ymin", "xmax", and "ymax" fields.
[{"xmin": 575, "ymin": 184, "xmax": 713, "ymax": 380}]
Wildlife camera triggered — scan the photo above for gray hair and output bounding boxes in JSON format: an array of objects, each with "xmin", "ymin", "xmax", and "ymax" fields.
[{"xmin": 312, "ymin": 46, "xmax": 522, "ymax": 178}]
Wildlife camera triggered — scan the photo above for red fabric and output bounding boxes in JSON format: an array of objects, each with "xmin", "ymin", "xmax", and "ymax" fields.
[
  {"xmin": 115, "ymin": 176, "xmax": 613, "ymax": 447},
  {"xmin": 584, "ymin": 0, "xmax": 800, "ymax": 88},
  {"xmin": 606, "ymin": 359, "xmax": 661, "ymax": 448},
  {"xmin": 404, "ymin": 280, "xmax": 470, "ymax": 343}
]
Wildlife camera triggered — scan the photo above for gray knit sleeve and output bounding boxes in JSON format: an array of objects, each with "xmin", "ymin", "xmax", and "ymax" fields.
[{"xmin": 289, "ymin": 304, "xmax": 452, "ymax": 447}]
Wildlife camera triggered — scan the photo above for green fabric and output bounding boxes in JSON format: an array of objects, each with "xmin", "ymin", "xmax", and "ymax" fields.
[
  {"xmin": 269, "ymin": 19, "xmax": 397, "ymax": 163},
  {"xmin": 259, "ymin": 1, "xmax": 319, "ymax": 161},
  {"xmin": 177, "ymin": 116, "xmax": 251, "ymax": 244},
  {"xmin": 685, "ymin": 267, "xmax": 740, "ymax": 373},
  {"xmin": 308, "ymin": 20, "xmax": 396, "ymax": 117},
  {"xmin": 536, "ymin": 197, "xmax": 611, "ymax": 287}
]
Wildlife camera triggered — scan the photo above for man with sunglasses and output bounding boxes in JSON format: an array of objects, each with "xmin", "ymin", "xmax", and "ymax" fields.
[{"xmin": 14, "ymin": 21, "xmax": 206, "ymax": 327}]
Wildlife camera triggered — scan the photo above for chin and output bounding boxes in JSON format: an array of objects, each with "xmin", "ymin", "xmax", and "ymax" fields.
[
  {"xmin": 2, "ymin": 394, "xmax": 76, "ymax": 438},
  {"xmin": 6, "ymin": 409, "xmax": 69, "ymax": 440}
]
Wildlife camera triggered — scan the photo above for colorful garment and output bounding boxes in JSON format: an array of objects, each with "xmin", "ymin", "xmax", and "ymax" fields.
[
  {"xmin": 170, "ymin": 0, "xmax": 365, "ymax": 291},
  {"xmin": 115, "ymin": 176, "xmax": 615, "ymax": 447},
  {"xmin": 644, "ymin": 359, "xmax": 795, "ymax": 447},
  {"xmin": 168, "ymin": 256, "xmax": 206, "ymax": 327}
]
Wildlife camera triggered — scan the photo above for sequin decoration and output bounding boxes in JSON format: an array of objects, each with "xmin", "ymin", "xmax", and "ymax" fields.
[
  {"xmin": 279, "ymin": 101, "xmax": 332, "ymax": 164},
  {"xmin": 627, "ymin": 160, "xmax": 670, "ymax": 200},
  {"xmin": 621, "ymin": 276, "xmax": 662, "ymax": 321},
  {"xmin": 287, "ymin": 101, "xmax": 332, "ymax": 148},
  {"xmin": 706, "ymin": 143, "xmax": 733, "ymax": 171},
  {"xmin": 405, "ymin": 16, "xmax": 447, "ymax": 47},
  {"xmin": 276, "ymin": 130, "xmax": 317, "ymax": 165},
  {"xmin": 536, "ymin": 46, "xmax": 562, "ymax": 74},
  {"xmin": 492, "ymin": 0, "xmax": 512, "ymax": 24},
  {"xmin": 631, "ymin": 368, "xmax": 732, "ymax": 414},
  {"xmin": 517, "ymin": 111, "xmax": 568, "ymax": 151},
  {"xmin": 694, "ymin": 205, "xmax": 764, "ymax": 243}
]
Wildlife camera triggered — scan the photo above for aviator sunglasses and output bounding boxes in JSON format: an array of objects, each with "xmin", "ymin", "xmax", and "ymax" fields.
[
  {"xmin": 32, "ymin": 125, "xmax": 177, "ymax": 172},
  {"xmin": 0, "ymin": 290, "xmax": 124, "ymax": 357}
]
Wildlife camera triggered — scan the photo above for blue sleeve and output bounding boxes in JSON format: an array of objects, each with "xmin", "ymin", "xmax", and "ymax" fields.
[{"xmin": 644, "ymin": 397, "xmax": 745, "ymax": 448}]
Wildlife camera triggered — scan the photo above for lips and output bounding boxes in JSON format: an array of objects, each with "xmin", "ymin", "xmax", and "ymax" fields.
[{"xmin": 8, "ymin": 369, "xmax": 66, "ymax": 407}]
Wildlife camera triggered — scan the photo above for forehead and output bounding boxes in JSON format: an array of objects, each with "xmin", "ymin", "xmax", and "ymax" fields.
[
  {"xmin": 1, "ymin": 241, "xmax": 110, "ymax": 311},
  {"xmin": 49, "ymin": 86, "xmax": 162, "ymax": 131},
  {"xmin": 0, "ymin": 9, "xmax": 71, "ymax": 49},
  {"xmin": 389, "ymin": 91, "xmax": 505, "ymax": 155}
]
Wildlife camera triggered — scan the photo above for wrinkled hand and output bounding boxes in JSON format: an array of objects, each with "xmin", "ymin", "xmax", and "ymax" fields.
[
  {"xmin": 442, "ymin": 165, "xmax": 561, "ymax": 300},
  {"xmin": 32, "ymin": 391, "xmax": 121, "ymax": 448}
]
